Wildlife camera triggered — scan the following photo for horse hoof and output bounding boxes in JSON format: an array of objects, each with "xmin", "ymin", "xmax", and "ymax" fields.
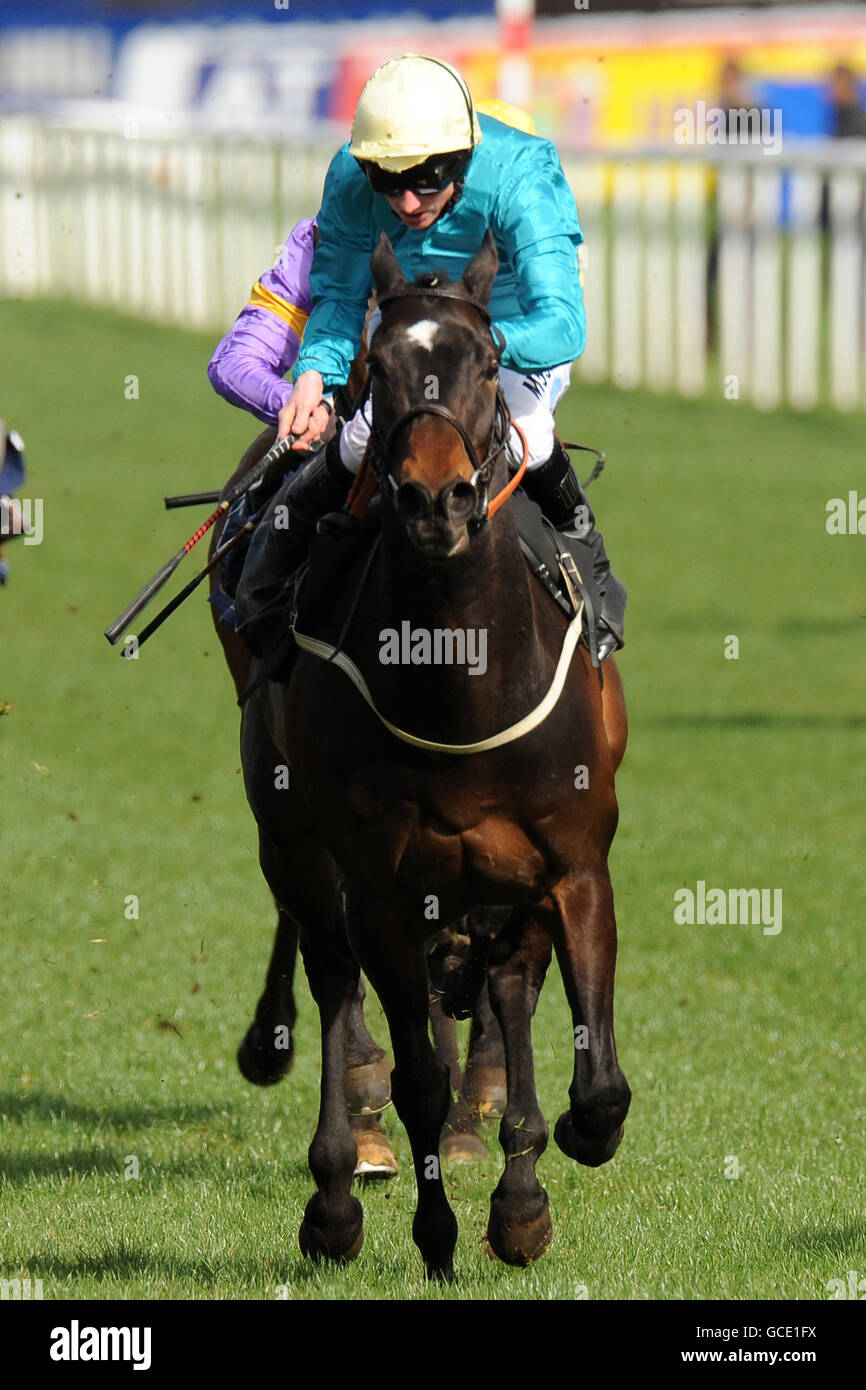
[
  {"xmin": 299, "ymin": 1196, "xmax": 364, "ymax": 1263},
  {"xmin": 346, "ymin": 1055, "xmax": 392, "ymax": 1115},
  {"xmin": 486, "ymin": 1191, "xmax": 552, "ymax": 1267},
  {"xmin": 440, "ymin": 1130, "xmax": 488, "ymax": 1164},
  {"xmin": 236, "ymin": 1022, "xmax": 294, "ymax": 1086},
  {"xmin": 554, "ymin": 1112, "xmax": 625, "ymax": 1167},
  {"xmin": 462, "ymin": 1067, "xmax": 507, "ymax": 1118},
  {"xmin": 353, "ymin": 1126, "xmax": 399, "ymax": 1180}
]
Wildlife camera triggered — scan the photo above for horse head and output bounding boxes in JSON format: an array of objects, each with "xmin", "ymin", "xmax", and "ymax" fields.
[{"xmin": 367, "ymin": 230, "xmax": 506, "ymax": 561}]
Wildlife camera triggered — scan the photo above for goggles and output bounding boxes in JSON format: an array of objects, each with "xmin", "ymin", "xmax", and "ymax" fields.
[{"xmin": 357, "ymin": 150, "xmax": 470, "ymax": 198}]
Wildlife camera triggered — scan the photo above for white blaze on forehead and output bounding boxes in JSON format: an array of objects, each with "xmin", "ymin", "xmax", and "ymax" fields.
[{"xmin": 404, "ymin": 319, "xmax": 440, "ymax": 351}]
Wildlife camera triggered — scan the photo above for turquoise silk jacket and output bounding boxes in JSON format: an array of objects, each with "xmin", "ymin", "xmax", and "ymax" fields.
[{"xmin": 296, "ymin": 113, "xmax": 586, "ymax": 391}]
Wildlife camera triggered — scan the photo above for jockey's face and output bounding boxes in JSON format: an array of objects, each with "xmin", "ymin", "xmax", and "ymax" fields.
[{"xmin": 385, "ymin": 183, "xmax": 454, "ymax": 231}]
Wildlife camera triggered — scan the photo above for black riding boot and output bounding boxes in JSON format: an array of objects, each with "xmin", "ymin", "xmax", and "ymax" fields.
[
  {"xmin": 522, "ymin": 439, "xmax": 626, "ymax": 662},
  {"xmin": 234, "ymin": 438, "xmax": 354, "ymax": 660}
]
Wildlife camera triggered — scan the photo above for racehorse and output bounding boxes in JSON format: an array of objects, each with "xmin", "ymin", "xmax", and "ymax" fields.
[
  {"xmin": 209, "ymin": 432, "xmax": 506, "ymax": 1177},
  {"xmin": 232, "ymin": 227, "xmax": 631, "ymax": 1279}
]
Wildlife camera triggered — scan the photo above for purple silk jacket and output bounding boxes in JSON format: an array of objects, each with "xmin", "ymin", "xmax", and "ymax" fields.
[{"xmin": 208, "ymin": 218, "xmax": 316, "ymax": 425}]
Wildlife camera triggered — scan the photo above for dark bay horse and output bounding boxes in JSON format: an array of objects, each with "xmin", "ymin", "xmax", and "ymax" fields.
[
  {"xmin": 235, "ymin": 229, "xmax": 631, "ymax": 1279},
  {"xmin": 209, "ymin": 419, "xmax": 506, "ymax": 1176}
]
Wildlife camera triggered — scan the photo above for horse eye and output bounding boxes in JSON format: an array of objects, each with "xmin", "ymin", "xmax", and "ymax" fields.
[
  {"xmin": 367, "ymin": 356, "xmax": 383, "ymax": 377},
  {"xmin": 484, "ymin": 359, "xmax": 499, "ymax": 380}
]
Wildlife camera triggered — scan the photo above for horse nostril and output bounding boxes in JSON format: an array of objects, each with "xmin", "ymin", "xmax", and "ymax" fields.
[
  {"xmin": 395, "ymin": 481, "xmax": 433, "ymax": 524},
  {"xmin": 440, "ymin": 480, "xmax": 477, "ymax": 526}
]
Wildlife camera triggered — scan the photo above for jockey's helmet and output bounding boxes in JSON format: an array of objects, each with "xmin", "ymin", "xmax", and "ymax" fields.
[{"xmin": 350, "ymin": 54, "xmax": 481, "ymax": 195}]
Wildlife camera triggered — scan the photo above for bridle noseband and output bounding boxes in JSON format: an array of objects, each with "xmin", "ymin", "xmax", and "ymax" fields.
[{"xmin": 367, "ymin": 282, "xmax": 516, "ymax": 532}]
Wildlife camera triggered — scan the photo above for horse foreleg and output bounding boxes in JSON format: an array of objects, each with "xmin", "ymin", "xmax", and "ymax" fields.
[
  {"xmin": 346, "ymin": 974, "xmax": 392, "ymax": 1116},
  {"xmin": 237, "ymin": 901, "xmax": 299, "ymax": 1085},
  {"xmin": 550, "ymin": 866, "xmax": 631, "ymax": 1167},
  {"xmin": 428, "ymin": 995, "xmax": 487, "ymax": 1163},
  {"xmin": 348, "ymin": 890, "xmax": 458, "ymax": 1281},
  {"xmin": 485, "ymin": 909, "xmax": 554, "ymax": 1267},
  {"xmin": 462, "ymin": 975, "xmax": 507, "ymax": 1119},
  {"xmin": 348, "ymin": 979, "xmax": 399, "ymax": 1179},
  {"xmin": 432, "ymin": 910, "xmax": 507, "ymax": 1120}
]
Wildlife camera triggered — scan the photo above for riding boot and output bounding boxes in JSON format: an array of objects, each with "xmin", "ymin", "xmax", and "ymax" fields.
[
  {"xmin": 234, "ymin": 438, "xmax": 354, "ymax": 660},
  {"xmin": 522, "ymin": 439, "xmax": 626, "ymax": 663}
]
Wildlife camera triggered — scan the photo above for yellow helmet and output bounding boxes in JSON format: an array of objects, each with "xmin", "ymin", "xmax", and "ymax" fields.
[
  {"xmin": 349, "ymin": 54, "xmax": 482, "ymax": 174},
  {"xmin": 476, "ymin": 99, "xmax": 537, "ymax": 136}
]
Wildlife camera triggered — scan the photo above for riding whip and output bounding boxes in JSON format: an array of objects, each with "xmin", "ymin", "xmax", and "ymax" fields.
[{"xmin": 104, "ymin": 432, "xmax": 299, "ymax": 645}]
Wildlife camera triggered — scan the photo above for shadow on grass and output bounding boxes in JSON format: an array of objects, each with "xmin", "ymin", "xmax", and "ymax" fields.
[
  {"xmin": 15, "ymin": 1242, "xmax": 289, "ymax": 1291},
  {"xmin": 640, "ymin": 712, "xmax": 866, "ymax": 730},
  {"xmin": 648, "ymin": 616, "xmax": 865, "ymax": 636},
  {"xmin": 0, "ymin": 1146, "xmax": 311, "ymax": 1187},
  {"xmin": 0, "ymin": 1089, "xmax": 232, "ymax": 1130},
  {"xmin": 788, "ymin": 1220, "xmax": 866, "ymax": 1259},
  {"xmin": 19, "ymin": 1238, "xmax": 423, "ymax": 1294}
]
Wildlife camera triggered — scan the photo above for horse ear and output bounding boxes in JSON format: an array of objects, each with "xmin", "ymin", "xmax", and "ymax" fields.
[
  {"xmin": 371, "ymin": 232, "xmax": 406, "ymax": 296},
  {"xmin": 461, "ymin": 229, "xmax": 499, "ymax": 304}
]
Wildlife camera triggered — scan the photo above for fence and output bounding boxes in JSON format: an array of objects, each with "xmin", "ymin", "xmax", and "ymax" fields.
[{"xmin": 3, "ymin": 114, "xmax": 866, "ymax": 411}]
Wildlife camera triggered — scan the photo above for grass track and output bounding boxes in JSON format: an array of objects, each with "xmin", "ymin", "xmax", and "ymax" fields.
[{"xmin": 1, "ymin": 299, "xmax": 864, "ymax": 1300}]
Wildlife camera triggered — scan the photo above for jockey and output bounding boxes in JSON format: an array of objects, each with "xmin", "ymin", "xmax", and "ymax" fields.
[
  {"xmin": 208, "ymin": 217, "xmax": 317, "ymax": 429},
  {"xmin": 218, "ymin": 56, "xmax": 624, "ymax": 659}
]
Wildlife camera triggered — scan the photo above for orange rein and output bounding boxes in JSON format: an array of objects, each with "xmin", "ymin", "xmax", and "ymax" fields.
[
  {"xmin": 486, "ymin": 420, "xmax": 528, "ymax": 518},
  {"xmin": 347, "ymin": 418, "xmax": 528, "ymax": 523},
  {"xmin": 347, "ymin": 443, "xmax": 378, "ymax": 520}
]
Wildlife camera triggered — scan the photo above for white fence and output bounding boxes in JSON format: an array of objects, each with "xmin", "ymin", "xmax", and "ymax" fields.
[{"xmin": 3, "ymin": 114, "xmax": 866, "ymax": 412}]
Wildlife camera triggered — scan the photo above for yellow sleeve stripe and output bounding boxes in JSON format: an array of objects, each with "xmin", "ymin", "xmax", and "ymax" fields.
[{"xmin": 247, "ymin": 281, "xmax": 309, "ymax": 338}]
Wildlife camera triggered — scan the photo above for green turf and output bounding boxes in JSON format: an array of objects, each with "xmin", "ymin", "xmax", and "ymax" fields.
[{"xmin": 1, "ymin": 298, "xmax": 864, "ymax": 1300}]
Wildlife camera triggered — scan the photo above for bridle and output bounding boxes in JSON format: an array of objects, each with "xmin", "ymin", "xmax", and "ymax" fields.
[{"xmin": 366, "ymin": 282, "xmax": 528, "ymax": 531}]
